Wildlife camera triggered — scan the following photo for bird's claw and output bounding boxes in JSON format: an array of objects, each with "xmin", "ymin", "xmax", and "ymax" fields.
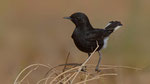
[
  {"xmin": 95, "ymin": 68, "xmax": 101, "ymax": 72},
  {"xmin": 81, "ymin": 66, "xmax": 87, "ymax": 72}
]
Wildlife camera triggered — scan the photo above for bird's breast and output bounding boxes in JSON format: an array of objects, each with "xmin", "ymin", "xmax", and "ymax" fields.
[{"xmin": 72, "ymin": 34, "xmax": 97, "ymax": 53}]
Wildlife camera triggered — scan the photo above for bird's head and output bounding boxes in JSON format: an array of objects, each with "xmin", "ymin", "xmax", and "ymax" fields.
[{"xmin": 64, "ymin": 12, "xmax": 91, "ymax": 27}]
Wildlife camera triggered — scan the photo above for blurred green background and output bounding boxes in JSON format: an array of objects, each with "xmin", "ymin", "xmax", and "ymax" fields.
[{"xmin": 0, "ymin": 0, "xmax": 150, "ymax": 84}]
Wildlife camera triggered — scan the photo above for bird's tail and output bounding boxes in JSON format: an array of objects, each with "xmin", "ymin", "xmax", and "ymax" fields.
[{"xmin": 104, "ymin": 21, "xmax": 123, "ymax": 37}]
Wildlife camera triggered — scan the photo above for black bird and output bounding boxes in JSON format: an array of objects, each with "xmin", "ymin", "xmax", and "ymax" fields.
[{"xmin": 64, "ymin": 12, "xmax": 123, "ymax": 71}]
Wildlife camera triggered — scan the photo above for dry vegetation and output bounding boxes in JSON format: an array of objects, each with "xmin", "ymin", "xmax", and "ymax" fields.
[{"xmin": 14, "ymin": 43, "xmax": 142, "ymax": 84}]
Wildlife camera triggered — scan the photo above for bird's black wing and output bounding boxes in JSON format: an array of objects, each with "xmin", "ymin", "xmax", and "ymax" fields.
[{"xmin": 85, "ymin": 29, "xmax": 105, "ymax": 41}]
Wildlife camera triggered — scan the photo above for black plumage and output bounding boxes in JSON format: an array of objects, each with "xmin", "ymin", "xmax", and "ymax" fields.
[{"xmin": 64, "ymin": 12, "xmax": 123, "ymax": 71}]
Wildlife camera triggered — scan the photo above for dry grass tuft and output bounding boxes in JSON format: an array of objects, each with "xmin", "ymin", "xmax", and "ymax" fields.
[{"xmin": 14, "ymin": 42, "xmax": 142, "ymax": 84}]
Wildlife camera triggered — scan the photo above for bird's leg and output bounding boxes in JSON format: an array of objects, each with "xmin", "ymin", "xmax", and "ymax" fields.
[
  {"xmin": 81, "ymin": 53, "xmax": 91, "ymax": 72},
  {"xmin": 95, "ymin": 51, "xmax": 102, "ymax": 72},
  {"xmin": 88, "ymin": 53, "xmax": 91, "ymax": 57}
]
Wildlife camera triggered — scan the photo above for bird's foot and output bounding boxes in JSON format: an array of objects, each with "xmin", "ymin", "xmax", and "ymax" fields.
[
  {"xmin": 95, "ymin": 68, "xmax": 101, "ymax": 72},
  {"xmin": 81, "ymin": 66, "xmax": 87, "ymax": 72}
]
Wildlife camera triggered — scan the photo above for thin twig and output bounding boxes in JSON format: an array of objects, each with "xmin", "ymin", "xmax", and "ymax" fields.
[
  {"xmin": 87, "ymin": 64, "xmax": 142, "ymax": 70},
  {"xmin": 71, "ymin": 41, "xmax": 99, "ymax": 83},
  {"xmin": 63, "ymin": 72, "xmax": 77, "ymax": 84},
  {"xmin": 19, "ymin": 65, "xmax": 39, "ymax": 83},
  {"xmin": 84, "ymin": 73, "xmax": 89, "ymax": 84},
  {"xmin": 45, "ymin": 63, "xmax": 81, "ymax": 77},
  {"xmin": 50, "ymin": 66, "xmax": 80, "ymax": 84},
  {"xmin": 37, "ymin": 78, "xmax": 47, "ymax": 84},
  {"xmin": 76, "ymin": 73, "xmax": 118, "ymax": 84},
  {"xmin": 44, "ymin": 71, "xmax": 56, "ymax": 84},
  {"xmin": 63, "ymin": 52, "xmax": 70, "ymax": 72},
  {"xmin": 56, "ymin": 74, "xmax": 71, "ymax": 84},
  {"xmin": 14, "ymin": 64, "xmax": 51, "ymax": 84}
]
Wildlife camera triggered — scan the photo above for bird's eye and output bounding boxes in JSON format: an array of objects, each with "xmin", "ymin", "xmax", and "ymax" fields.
[{"xmin": 76, "ymin": 17, "xmax": 80, "ymax": 20}]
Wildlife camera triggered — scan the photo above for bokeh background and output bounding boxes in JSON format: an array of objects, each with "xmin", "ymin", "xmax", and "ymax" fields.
[{"xmin": 0, "ymin": 0, "xmax": 150, "ymax": 84}]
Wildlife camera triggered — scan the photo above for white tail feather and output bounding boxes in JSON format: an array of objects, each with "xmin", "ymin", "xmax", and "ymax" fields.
[
  {"xmin": 103, "ymin": 37, "xmax": 109, "ymax": 49},
  {"xmin": 105, "ymin": 23, "xmax": 111, "ymax": 28},
  {"xmin": 114, "ymin": 26, "xmax": 121, "ymax": 32}
]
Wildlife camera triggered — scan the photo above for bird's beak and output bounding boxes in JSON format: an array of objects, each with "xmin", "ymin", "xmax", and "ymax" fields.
[{"xmin": 63, "ymin": 17, "xmax": 72, "ymax": 20}]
